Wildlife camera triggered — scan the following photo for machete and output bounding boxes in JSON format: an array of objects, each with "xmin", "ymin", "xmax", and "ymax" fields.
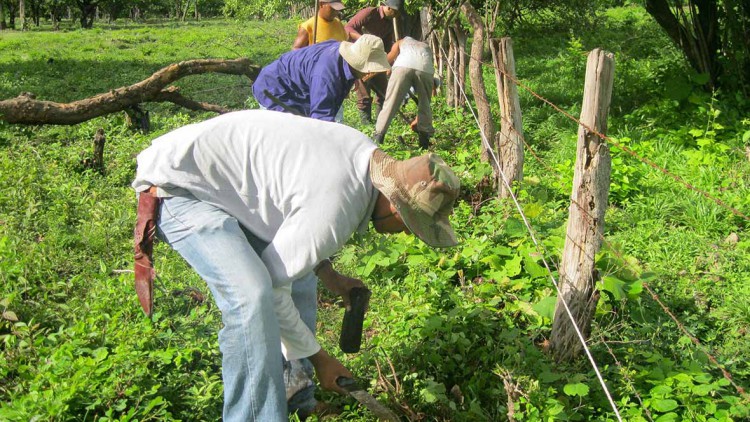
[{"xmin": 336, "ymin": 377, "xmax": 400, "ymax": 421}]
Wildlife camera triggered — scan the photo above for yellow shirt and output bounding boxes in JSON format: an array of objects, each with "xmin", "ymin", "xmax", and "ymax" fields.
[{"xmin": 299, "ymin": 16, "xmax": 347, "ymax": 45}]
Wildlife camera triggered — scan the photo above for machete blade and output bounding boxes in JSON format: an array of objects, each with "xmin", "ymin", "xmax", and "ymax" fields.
[{"xmin": 337, "ymin": 377, "xmax": 400, "ymax": 421}]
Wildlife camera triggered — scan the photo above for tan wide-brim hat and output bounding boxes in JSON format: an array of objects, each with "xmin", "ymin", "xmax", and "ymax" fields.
[
  {"xmin": 370, "ymin": 149, "xmax": 460, "ymax": 248},
  {"xmin": 339, "ymin": 34, "xmax": 391, "ymax": 74}
]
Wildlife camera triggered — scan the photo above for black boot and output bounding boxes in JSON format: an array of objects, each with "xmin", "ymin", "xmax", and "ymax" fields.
[
  {"xmin": 358, "ymin": 107, "xmax": 372, "ymax": 124},
  {"xmin": 418, "ymin": 132, "xmax": 431, "ymax": 149},
  {"xmin": 372, "ymin": 132, "xmax": 384, "ymax": 144}
]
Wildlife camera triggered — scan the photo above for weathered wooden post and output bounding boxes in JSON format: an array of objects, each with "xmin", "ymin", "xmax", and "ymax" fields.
[
  {"xmin": 446, "ymin": 27, "xmax": 457, "ymax": 107},
  {"xmin": 461, "ymin": 1, "xmax": 496, "ymax": 165},
  {"xmin": 92, "ymin": 128, "xmax": 106, "ymax": 172},
  {"xmin": 550, "ymin": 49, "xmax": 614, "ymax": 362},
  {"xmin": 490, "ymin": 37, "xmax": 524, "ymax": 198},
  {"xmin": 445, "ymin": 21, "xmax": 466, "ymax": 109}
]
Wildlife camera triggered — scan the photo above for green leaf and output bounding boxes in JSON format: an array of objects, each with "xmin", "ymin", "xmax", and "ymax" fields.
[
  {"xmin": 532, "ymin": 296, "xmax": 557, "ymax": 320},
  {"xmin": 693, "ymin": 73, "xmax": 710, "ymax": 85},
  {"xmin": 664, "ymin": 76, "xmax": 691, "ymax": 100},
  {"xmin": 2, "ymin": 311, "xmax": 18, "ymax": 322},
  {"xmin": 691, "ymin": 383, "xmax": 714, "ymax": 396},
  {"xmin": 522, "ymin": 202, "xmax": 544, "ymax": 219},
  {"xmin": 650, "ymin": 385, "xmax": 673, "ymax": 397},
  {"xmin": 654, "ymin": 413, "xmax": 679, "ymax": 422},
  {"xmin": 689, "ymin": 128, "xmax": 704, "ymax": 137},
  {"xmin": 601, "ymin": 275, "xmax": 627, "ymax": 300},
  {"xmin": 628, "ymin": 280, "xmax": 643, "ymax": 296},
  {"xmin": 515, "ymin": 301, "xmax": 538, "ymax": 318},
  {"xmin": 539, "ymin": 371, "xmax": 563, "ymax": 383},
  {"xmin": 651, "ymin": 399, "xmax": 678, "ymax": 412},
  {"xmin": 504, "ymin": 254, "xmax": 522, "ymax": 277},
  {"xmin": 481, "ymin": 255, "xmax": 504, "ymax": 270},
  {"xmin": 563, "ymin": 382, "xmax": 589, "ymax": 397},
  {"xmin": 524, "ymin": 257, "xmax": 547, "ymax": 278},
  {"xmin": 742, "ymin": 130, "xmax": 750, "ymax": 143},
  {"xmin": 505, "ymin": 218, "xmax": 527, "ymax": 238}
]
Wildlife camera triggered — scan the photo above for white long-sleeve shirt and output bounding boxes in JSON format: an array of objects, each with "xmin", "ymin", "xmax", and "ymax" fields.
[{"xmin": 133, "ymin": 110, "xmax": 379, "ymax": 359}]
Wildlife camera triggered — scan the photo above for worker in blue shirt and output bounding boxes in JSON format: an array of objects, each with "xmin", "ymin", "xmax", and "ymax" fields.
[{"xmin": 253, "ymin": 35, "xmax": 390, "ymax": 122}]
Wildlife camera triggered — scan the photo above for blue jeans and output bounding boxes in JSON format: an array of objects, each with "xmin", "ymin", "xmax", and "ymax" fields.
[{"xmin": 157, "ymin": 194, "xmax": 317, "ymax": 421}]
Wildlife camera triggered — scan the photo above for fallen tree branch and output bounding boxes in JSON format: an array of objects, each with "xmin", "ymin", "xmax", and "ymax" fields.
[
  {"xmin": 153, "ymin": 86, "xmax": 233, "ymax": 114},
  {"xmin": 0, "ymin": 58, "xmax": 260, "ymax": 125}
]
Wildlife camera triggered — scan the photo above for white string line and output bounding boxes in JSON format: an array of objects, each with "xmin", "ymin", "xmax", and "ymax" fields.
[{"xmin": 437, "ymin": 41, "xmax": 623, "ymax": 422}]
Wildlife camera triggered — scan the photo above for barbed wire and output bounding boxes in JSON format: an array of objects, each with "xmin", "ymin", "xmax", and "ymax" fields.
[
  {"xmin": 437, "ymin": 41, "xmax": 625, "ymax": 422},
  {"xmin": 477, "ymin": 50, "xmax": 749, "ymax": 399},
  {"xmin": 455, "ymin": 47, "xmax": 749, "ymax": 222}
]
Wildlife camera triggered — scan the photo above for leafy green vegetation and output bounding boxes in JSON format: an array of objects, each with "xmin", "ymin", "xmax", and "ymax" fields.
[{"xmin": 2, "ymin": 8, "xmax": 749, "ymax": 422}]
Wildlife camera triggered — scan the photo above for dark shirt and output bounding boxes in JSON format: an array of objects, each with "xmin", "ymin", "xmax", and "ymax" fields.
[
  {"xmin": 252, "ymin": 40, "xmax": 356, "ymax": 122},
  {"xmin": 345, "ymin": 6, "xmax": 396, "ymax": 51}
]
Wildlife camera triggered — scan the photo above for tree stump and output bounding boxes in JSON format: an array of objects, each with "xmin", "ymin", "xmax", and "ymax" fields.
[{"xmin": 92, "ymin": 128, "xmax": 106, "ymax": 172}]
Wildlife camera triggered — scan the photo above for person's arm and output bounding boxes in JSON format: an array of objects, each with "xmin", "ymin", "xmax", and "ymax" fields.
[
  {"xmin": 308, "ymin": 348, "xmax": 353, "ymax": 394},
  {"xmin": 273, "ymin": 283, "xmax": 321, "ymax": 360},
  {"xmin": 314, "ymin": 259, "xmax": 366, "ymax": 310},
  {"xmin": 387, "ymin": 39, "xmax": 402, "ymax": 64},
  {"xmin": 260, "ymin": 201, "xmax": 356, "ymax": 358},
  {"xmin": 292, "ymin": 26, "xmax": 309, "ymax": 49},
  {"xmin": 344, "ymin": 8, "xmax": 369, "ymax": 40}
]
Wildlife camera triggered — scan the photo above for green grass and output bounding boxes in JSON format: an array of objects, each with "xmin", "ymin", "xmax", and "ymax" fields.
[{"xmin": 2, "ymin": 9, "xmax": 750, "ymax": 421}]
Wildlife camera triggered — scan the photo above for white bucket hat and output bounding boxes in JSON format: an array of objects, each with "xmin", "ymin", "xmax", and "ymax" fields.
[{"xmin": 339, "ymin": 34, "xmax": 391, "ymax": 74}]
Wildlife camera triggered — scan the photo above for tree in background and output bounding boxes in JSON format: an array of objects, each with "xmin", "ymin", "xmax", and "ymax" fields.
[
  {"xmin": 75, "ymin": 0, "xmax": 98, "ymax": 28},
  {"xmin": 100, "ymin": 0, "xmax": 128, "ymax": 22},
  {"xmin": 645, "ymin": 0, "xmax": 749, "ymax": 92},
  {"xmin": 3, "ymin": 0, "xmax": 17, "ymax": 28}
]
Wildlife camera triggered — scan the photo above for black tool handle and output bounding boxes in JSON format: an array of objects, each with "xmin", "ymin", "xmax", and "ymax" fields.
[{"xmin": 339, "ymin": 287, "xmax": 371, "ymax": 353}]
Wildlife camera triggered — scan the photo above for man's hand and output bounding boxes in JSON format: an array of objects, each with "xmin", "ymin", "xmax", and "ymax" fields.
[
  {"xmin": 410, "ymin": 117, "xmax": 419, "ymax": 132},
  {"xmin": 308, "ymin": 348, "xmax": 353, "ymax": 395},
  {"xmin": 316, "ymin": 261, "xmax": 366, "ymax": 310}
]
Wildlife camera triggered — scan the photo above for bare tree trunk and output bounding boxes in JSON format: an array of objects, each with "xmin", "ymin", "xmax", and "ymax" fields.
[
  {"xmin": 461, "ymin": 1, "xmax": 495, "ymax": 164},
  {"xmin": 0, "ymin": 58, "xmax": 261, "ymax": 125},
  {"xmin": 490, "ymin": 37, "xmax": 525, "ymax": 198},
  {"xmin": 19, "ymin": 0, "xmax": 27, "ymax": 30},
  {"xmin": 0, "ymin": 1, "xmax": 6, "ymax": 30},
  {"xmin": 419, "ymin": 6, "xmax": 430, "ymax": 41},
  {"xmin": 645, "ymin": 0, "xmax": 721, "ymax": 89},
  {"xmin": 550, "ymin": 49, "xmax": 615, "ymax": 362},
  {"xmin": 181, "ymin": 0, "xmax": 191, "ymax": 21}
]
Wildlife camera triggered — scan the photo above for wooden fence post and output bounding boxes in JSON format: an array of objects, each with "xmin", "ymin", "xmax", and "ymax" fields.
[
  {"xmin": 445, "ymin": 21, "xmax": 466, "ymax": 109},
  {"xmin": 550, "ymin": 49, "xmax": 614, "ymax": 362},
  {"xmin": 461, "ymin": 1, "xmax": 496, "ymax": 164},
  {"xmin": 490, "ymin": 37, "xmax": 525, "ymax": 198}
]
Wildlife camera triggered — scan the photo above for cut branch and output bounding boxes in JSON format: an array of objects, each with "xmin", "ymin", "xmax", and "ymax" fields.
[{"xmin": 0, "ymin": 58, "xmax": 261, "ymax": 125}]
